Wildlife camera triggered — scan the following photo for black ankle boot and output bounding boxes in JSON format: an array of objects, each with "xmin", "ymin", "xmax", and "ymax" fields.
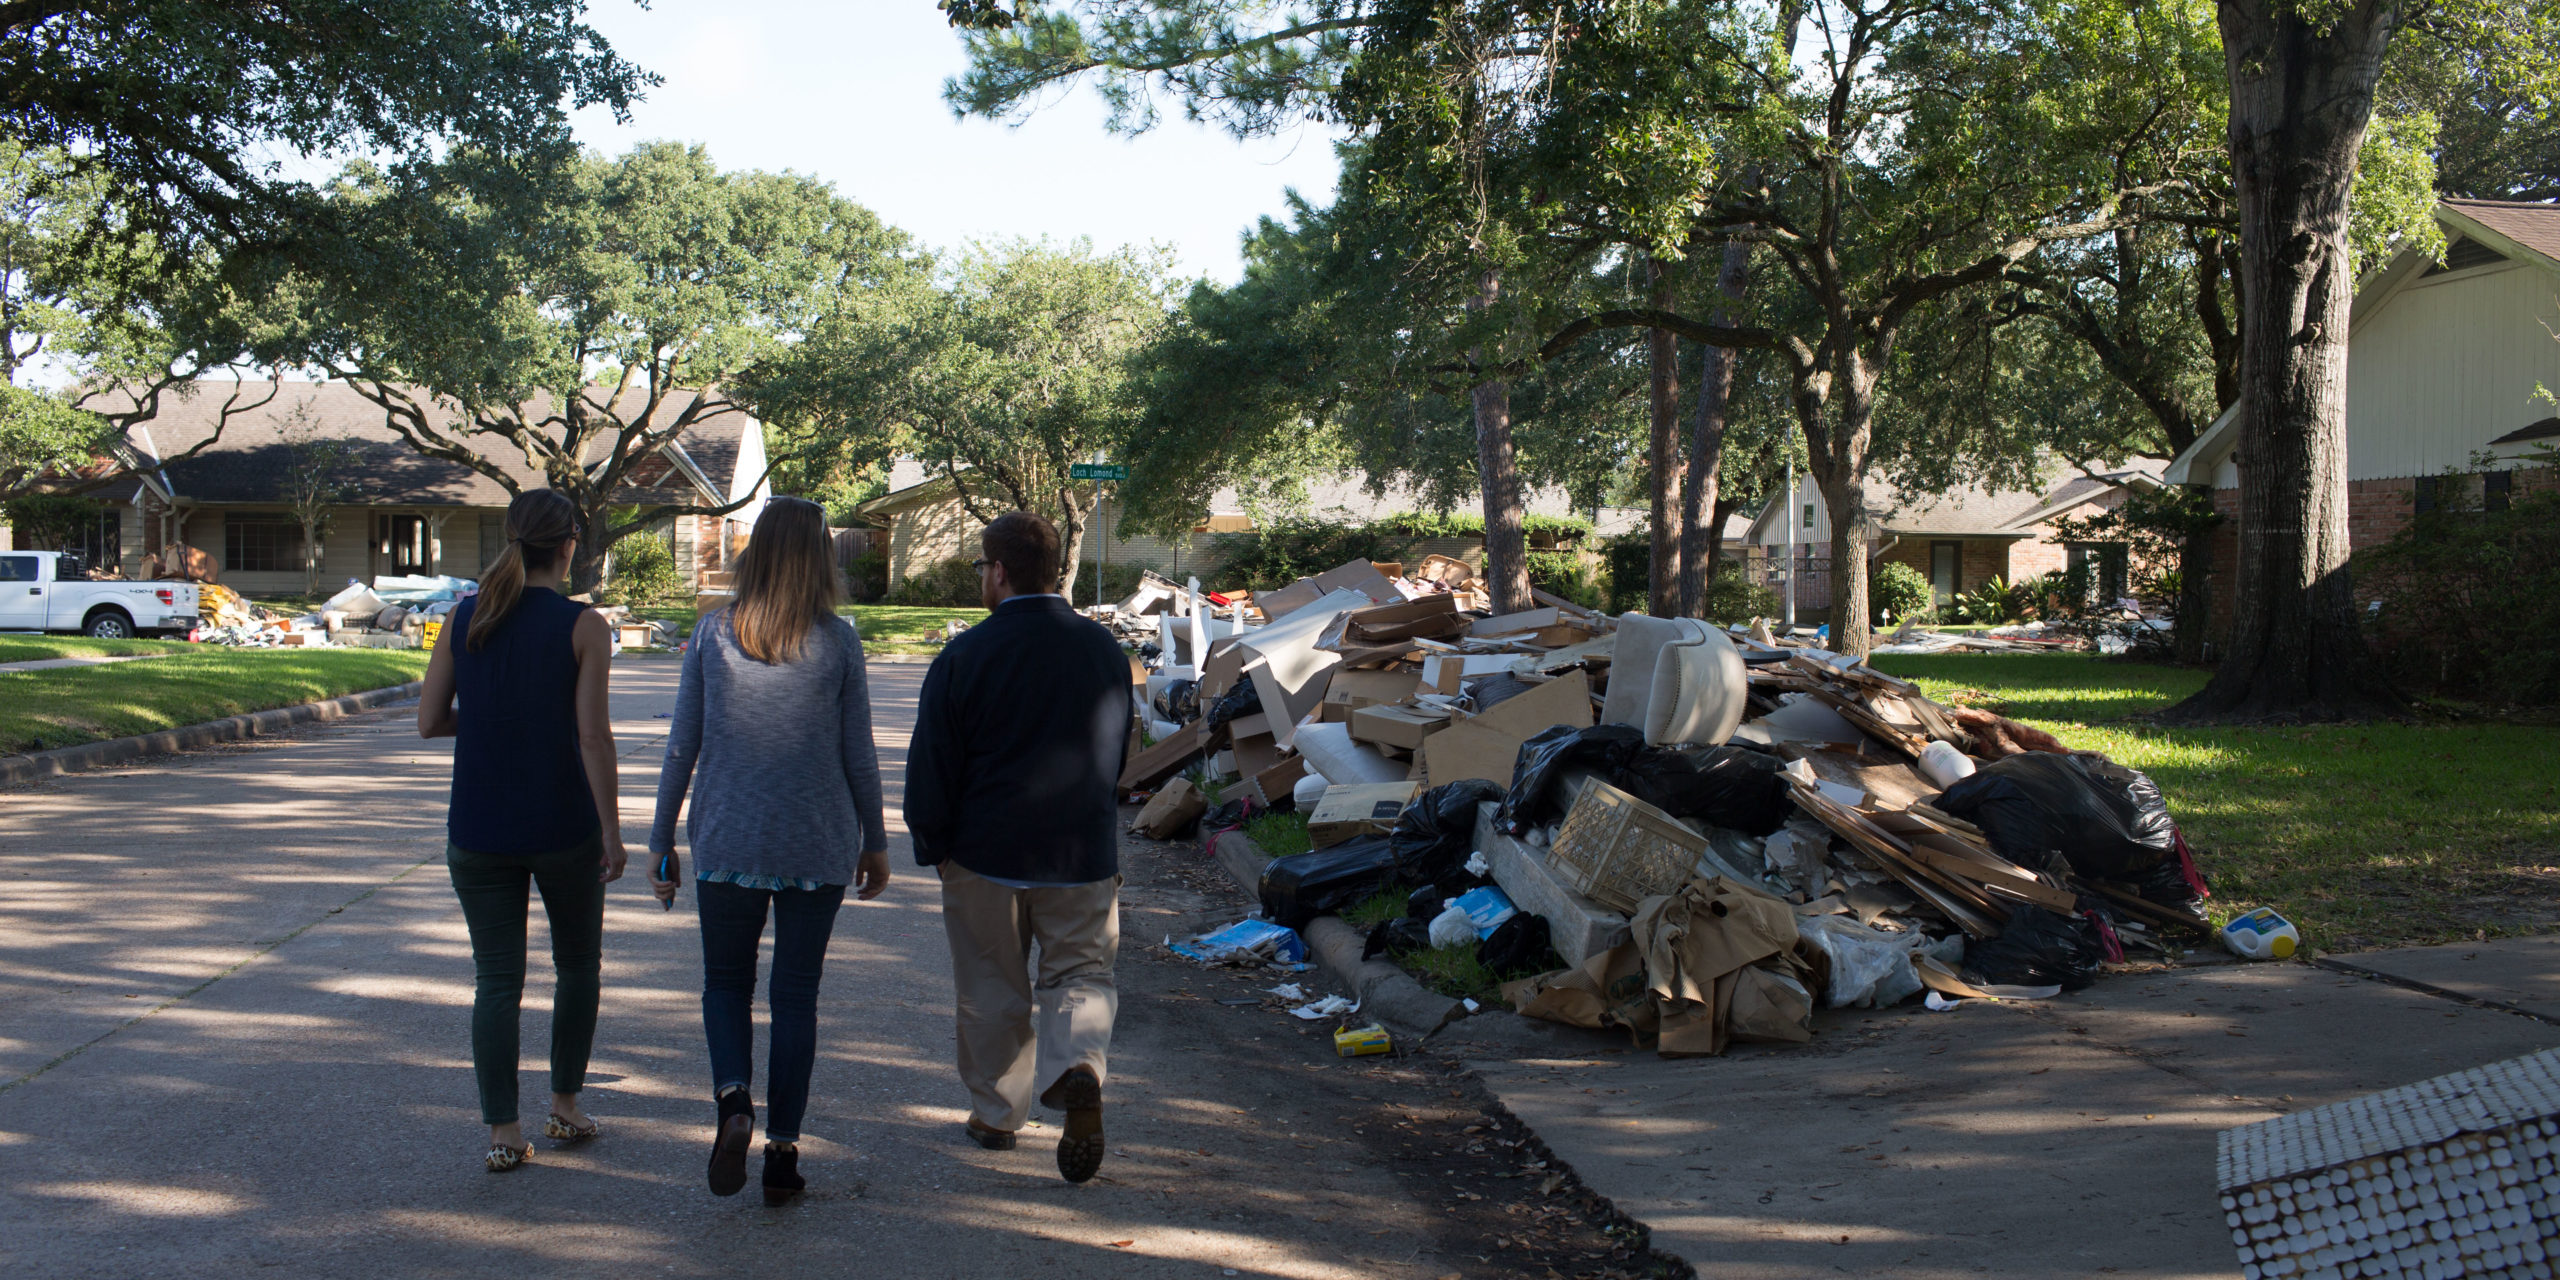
[
  {"xmin": 708, "ymin": 1088, "xmax": 754, "ymax": 1197},
  {"xmin": 762, "ymin": 1142, "xmax": 804, "ymax": 1207}
]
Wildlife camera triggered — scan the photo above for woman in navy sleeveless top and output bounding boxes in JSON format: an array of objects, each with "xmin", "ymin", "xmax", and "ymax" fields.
[{"xmin": 417, "ymin": 489, "xmax": 626, "ymax": 1173}]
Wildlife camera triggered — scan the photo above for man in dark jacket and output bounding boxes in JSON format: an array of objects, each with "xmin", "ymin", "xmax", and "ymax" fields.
[{"xmin": 906, "ymin": 511, "xmax": 1131, "ymax": 1184}]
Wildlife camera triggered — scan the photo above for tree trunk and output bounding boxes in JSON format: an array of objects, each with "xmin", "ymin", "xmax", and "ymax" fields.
[
  {"xmin": 570, "ymin": 504, "xmax": 611, "ymax": 598},
  {"xmin": 2166, "ymin": 0, "xmax": 2403, "ymax": 722},
  {"xmin": 1814, "ymin": 350, "xmax": 1881, "ymax": 659},
  {"xmin": 1058, "ymin": 486, "xmax": 1089, "ymax": 606},
  {"xmin": 1679, "ymin": 237, "xmax": 1752, "ymax": 617},
  {"xmin": 1646, "ymin": 258, "xmax": 1681, "ymax": 615},
  {"xmin": 1474, "ymin": 375, "xmax": 1532, "ymax": 616},
  {"xmin": 2174, "ymin": 490, "xmax": 2215, "ymax": 664},
  {"xmin": 1468, "ymin": 266, "xmax": 1533, "ymax": 615}
]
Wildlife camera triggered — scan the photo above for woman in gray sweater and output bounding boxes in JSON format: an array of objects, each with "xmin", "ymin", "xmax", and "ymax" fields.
[{"xmin": 647, "ymin": 496, "xmax": 890, "ymax": 1205}]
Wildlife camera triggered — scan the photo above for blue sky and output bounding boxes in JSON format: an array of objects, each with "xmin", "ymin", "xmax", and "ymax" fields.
[{"xmin": 567, "ymin": 0, "xmax": 1345, "ymax": 283}]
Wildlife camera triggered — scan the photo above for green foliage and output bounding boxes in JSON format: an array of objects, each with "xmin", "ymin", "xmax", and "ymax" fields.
[
  {"xmin": 1951, "ymin": 576, "xmax": 2023, "ymax": 625},
  {"xmin": 607, "ymin": 535, "xmax": 686, "ymax": 607},
  {"xmin": 2363, "ymin": 471, "xmax": 2560, "ymax": 705},
  {"xmin": 886, "ymin": 557, "xmax": 988, "ymax": 608},
  {"xmin": 2048, "ymin": 486, "xmax": 2220, "ymax": 603},
  {"xmin": 1870, "ymin": 561, "xmax": 1932, "ymax": 625},
  {"xmin": 1700, "ymin": 569, "xmax": 1782, "ymax": 625},
  {"xmin": 2014, "ymin": 567, "xmax": 2097, "ymax": 620},
  {"xmin": 1369, "ymin": 511, "xmax": 1593, "ymax": 542},
  {"xmin": 1524, "ymin": 550, "xmax": 1601, "ymax": 609},
  {"xmin": 0, "ymin": 493, "xmax": 106, "ymax": 552},
  {"xmin": 1604, "ymin": 533, "xmax": 1652, "ymax": 615},
  {"xmin": 1209, "ymin": 517, "xmax": 1419, "ymax": 592},
  {"xmin": 0, "ymin": 0, "xmax": 651, "ymax": 242},
  {"xmin": 0, "ymin": 387, "xmax": 114, "ymax": 495},
  {"xmin": 847, "ymin": 549, "xmax": 890, "ymax": 603}
]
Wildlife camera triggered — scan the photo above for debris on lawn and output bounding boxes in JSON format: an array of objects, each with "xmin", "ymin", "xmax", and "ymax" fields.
[
  {"xmin": 1169, "ymin": 919, "xmax": 1308, "ymax": 966},
  {"xmin": 181, "ymin": 573, "xmax": 683, "ymax": 652},
  {"xmin": 1100, "ymin": 552, "xmax": 2226, "ymax": 1057}
]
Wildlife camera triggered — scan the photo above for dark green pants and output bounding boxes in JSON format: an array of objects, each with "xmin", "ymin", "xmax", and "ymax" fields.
[{"xmin": 447, "ymin": 834, "xmax": 605, "ymax": 1126}]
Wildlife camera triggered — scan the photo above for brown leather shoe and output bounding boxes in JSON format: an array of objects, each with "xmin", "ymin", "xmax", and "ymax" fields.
[
  {"xmin": 964, "ymin": 1118, "xmax": 1017, "ymax": 1151},
  {"xmin": 1041, "ymin": 1066, "xmax": 1104, "ymax": 1184}
]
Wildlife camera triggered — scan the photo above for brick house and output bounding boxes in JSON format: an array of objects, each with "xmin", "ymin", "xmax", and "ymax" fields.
[
  {"xmin": 88, "ymin": 380, "xmax": 769, "ymax": 594},
  {"xmin": 1737, "ymin": 462, "xmax": 2165, "ymax": 613},
  {"xmin": 2163, "ymin": 199, "xmax": 2560, "ymax": 642}
]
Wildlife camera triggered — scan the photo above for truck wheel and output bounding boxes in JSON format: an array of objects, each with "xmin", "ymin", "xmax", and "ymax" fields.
[{"xmin": 83, "ymin": 609, "xmax": 135, "ymax": 639}]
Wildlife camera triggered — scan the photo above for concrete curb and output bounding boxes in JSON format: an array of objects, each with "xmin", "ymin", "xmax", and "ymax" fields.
[
  {"xmin": 0, "ymin": 682, "xmax": 425, "ymax": 786},
  {"xmin": 1208, "ymin": 830, "xmax": 1468, "ymax": 1045}
]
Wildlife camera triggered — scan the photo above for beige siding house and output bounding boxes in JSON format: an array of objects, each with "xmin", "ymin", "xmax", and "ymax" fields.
[
  {"xmin": 1740, "ymin": 463, "xmax": 2164, "ymax": 610},
  {"xmin": 99, "ymin": 381, "xmax": 769, "ymax": 595},
  {"xmin": 2163, "ymin": 199, "xmax": 2560, "ymax": 638}
]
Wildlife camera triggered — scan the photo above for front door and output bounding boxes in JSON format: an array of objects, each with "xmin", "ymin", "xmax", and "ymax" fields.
[
  {"xmin": 0, "ymin": 554, "xmax": 46, "ymax": 629},
  {"xmin": 375, "ymin": 514, "xmax": 430, "ymax": 577},
  {"xmin": 1928, "ymin": 541, "xmax": 1961, "ymax": 607}
]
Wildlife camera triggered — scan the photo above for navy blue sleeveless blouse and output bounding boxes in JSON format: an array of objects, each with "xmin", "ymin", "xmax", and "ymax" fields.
[{"xmin": 445, "ymin": 587, "xmax": 598, "ymax": 855}]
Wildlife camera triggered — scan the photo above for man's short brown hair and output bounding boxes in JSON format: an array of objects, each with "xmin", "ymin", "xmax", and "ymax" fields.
[{"xmin": 983, "ymin": 511, "xmax": 1060, "ymax": 594}]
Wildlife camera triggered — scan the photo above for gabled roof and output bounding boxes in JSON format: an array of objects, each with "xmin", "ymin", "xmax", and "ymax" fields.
[
  {"xmin": 1876, "ymin": 462, "xmax": 2161, "ymax": 538},
  {"xmin": 2164, "ymin": 199, "xmax": 2560, "ymax": 486},
  {"xmin": 111, "ymin": 380, "xmax": 755, "ymax": 509}
]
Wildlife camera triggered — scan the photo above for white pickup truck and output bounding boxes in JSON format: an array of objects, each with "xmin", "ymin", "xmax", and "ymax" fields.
[{"xmin": 0, "ymin": 550, "xmax": 201, "ymax": 639}]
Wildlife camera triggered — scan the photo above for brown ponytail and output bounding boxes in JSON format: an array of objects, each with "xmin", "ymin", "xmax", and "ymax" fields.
[
  {"xmin": 729, "ymin": 496, "xmax": 842, "ymax": 664},
  {"xmin": 468, "ymin": 489, "xmax": 579, "ymax": 651}
]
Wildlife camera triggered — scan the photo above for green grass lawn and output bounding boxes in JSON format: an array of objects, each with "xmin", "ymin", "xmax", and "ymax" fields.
[
  {"xmin": 1869, "ymin": 653, "xmax": 2560, "ymax": 954},
  {"xmin": 626, "ymin": 604, "xmax": 988, "ymax": 655},
  {"xmin": 0, "ymin": 635, "xmax": 196, "ymax": 663},
  {"xmin": 0, "ymin": 649, "xmax": 431, "ymax": 754}
]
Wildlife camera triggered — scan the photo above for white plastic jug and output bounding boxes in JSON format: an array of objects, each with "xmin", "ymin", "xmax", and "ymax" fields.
[
  {"xmin": 2221, "ymin": 906, "xmax": 2301, "ymax": 961},
  {"xmin": 1918, "ymin": 739, "xmax": 1977, "ymax": 788}
]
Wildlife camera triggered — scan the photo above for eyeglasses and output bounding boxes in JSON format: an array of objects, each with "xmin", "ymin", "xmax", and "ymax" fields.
[{"xmin": 971, "ymin": 558, "xmax": 992, "ymax": 572}]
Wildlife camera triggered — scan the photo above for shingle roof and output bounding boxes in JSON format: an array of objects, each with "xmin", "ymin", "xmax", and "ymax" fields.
[
  {"xmin": 2442, "ymin": 199, "xmax": 2560, "ymax": 269},
  {"xmin": 1874, "ymin": 461, "xmax": 2163, "ymax": 537},
  {"xmin": 114, "ymin": 381, "xmax": 753, "ymax": 508}
]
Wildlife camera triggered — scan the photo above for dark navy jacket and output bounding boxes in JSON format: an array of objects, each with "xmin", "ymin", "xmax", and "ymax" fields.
[{"xmin": 905, "ymin": 594, "xmax": 1130, "ymax": 883}]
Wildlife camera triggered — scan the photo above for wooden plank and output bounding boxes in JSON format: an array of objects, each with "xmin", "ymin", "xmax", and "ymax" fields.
[
  {"xmin": 2075, "ymin": 878, "xmax": 2215, "ymax": 935},
  {"xmin": 1903, "ymin": 843, "xmax": 2080, "ymax": 913},
  {"xmin": 1787, "ymin": 783, "xmax": 2005, "ymax": 937}
]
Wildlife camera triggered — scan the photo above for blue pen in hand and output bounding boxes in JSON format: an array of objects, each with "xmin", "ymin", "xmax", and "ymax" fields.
[{"xmin": 657, "ymin": 851, "xmax": 674, "ymax": 911}]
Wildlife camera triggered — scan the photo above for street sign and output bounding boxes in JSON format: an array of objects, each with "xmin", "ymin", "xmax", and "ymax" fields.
[{"xmin": 1068, "ymin": 463, "xmax": 1128, "ymax": 481}]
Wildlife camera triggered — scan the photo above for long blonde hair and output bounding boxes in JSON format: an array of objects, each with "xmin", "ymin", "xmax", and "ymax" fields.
[
  {"xmin": 469, "ymin": 489, "xmax": 579, "ymax": 651},
  {"xmin": 728, "ymin": 496, "xmax": 842, "ymax": 663}
]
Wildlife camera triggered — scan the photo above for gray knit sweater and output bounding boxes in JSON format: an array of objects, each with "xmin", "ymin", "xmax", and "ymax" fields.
[{"xmin": 649, "ymin": 611, "xmax": 889, "ymax": 884}]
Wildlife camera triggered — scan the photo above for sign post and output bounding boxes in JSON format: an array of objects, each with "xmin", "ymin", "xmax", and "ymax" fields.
[{"xmin": 1065, "ymin": 463, "xmax": 1129, "ymax": 608}]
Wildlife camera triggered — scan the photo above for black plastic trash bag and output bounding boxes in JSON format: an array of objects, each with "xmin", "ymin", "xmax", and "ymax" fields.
[
  {"xmin": 2133, "ymin": 835, "xmax": 2212, "ymax": 919},
  {"xmin": 1260, "ymin": 835, "xmax": 1400, "ymax": 930},
  {"xmin": 1613, "ymin": 745, "xmax": 1794, "ymax": 836},
  {"xmin": 1202, "ymin": 675, "xmax": 1262, "ymax": 733},
  {"xmin": 1502, "ymin": 724, "xmax": 1648, "ymax": 832},
  {"xmin": 1151, "ymin": 679, "xmax": 1199, "ymax": 724},
  {"xmin": 1475, "ymin": 912, "xmax": 1561, "ymax": 976},
  {"xmin": 1200, "ymin": 797, "xmax": 1259, "ymax": 847},
  {"xmin": 1363, "ymin": 916, "xmax": 1435, "ymax": 961},
  {"xmin": 1961, "ymin": 905, "xmax": 2104, "ymax": 991},
  {"xmin": 1933, "ymin": 753, "xmax": 2177, "ymax": 880},
  {"xmin": 1389, "ymin": 778, "xmax": 1504, "ymax": 883}
]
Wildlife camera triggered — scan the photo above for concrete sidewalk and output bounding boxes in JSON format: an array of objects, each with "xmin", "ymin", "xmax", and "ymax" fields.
[
  {"xmin": 0, "ymin": 662, "xmax": 1468, "ymax": 1280},
  {"xmin": 1439, "ymin": 947, "xmax": 2560, "ymax": 1278}
]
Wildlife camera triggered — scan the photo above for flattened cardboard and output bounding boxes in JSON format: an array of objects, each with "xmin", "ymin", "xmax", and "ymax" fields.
[
  {"xmin": 1201, "ymin": 634, "xmax": 1251, "ymax": 699},
  {"xmin": 1310, "ymin": 557, "xmax": 1402, "ymax": 605},
  {"xmin": 1228, "ymin": 711, "xmax": 1285, "ymax": 778},
  {"xmin": 1118, "ymin": 722, "xmax": 1214, "ymax": 791},
  {"xmin": 1349, "ymin": 702, "xmax": 1451, "ymax": 750},
  {"xmin": 1471, "ymin": 607, "xmax": 1562, "ymax": 637},
  {"xmin": 1344, "ymin": 595, "xmax": 1464, "ymax": 643},
  {"xmin": 1307, "ymin": 781, "xmax": 1421, "ymax": 848},
  {"xmin": 1465, "ymin": 668, "xmax": 1594, "ymax": 741},
  {"xmin": 1421, "ymin": 653, "xmax": 1520, "ymax": 689},
  {"xmin": 1255, "ymin": 578, "xmax": 1325, "ymax": 622},
  {"xmin": 1323, "ymin": 668, "xmax": 1422, "ymax": 712},
  {"xmin": 1420, "ymin": 720, "xmax": 1528, "ymax": 788},
  {"xmin": 1249, "ymin": 754, "xmax": 1307, "ymax": 806},
  {"xmin": 1236, "ymin": 587, "xmax": 1371, "ymax": 746}
]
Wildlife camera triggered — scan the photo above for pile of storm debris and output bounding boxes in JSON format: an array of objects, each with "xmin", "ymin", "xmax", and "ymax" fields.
[{"xmin": 1106, "ymin": 561, "xmax": 2216, "ymax": 1058}]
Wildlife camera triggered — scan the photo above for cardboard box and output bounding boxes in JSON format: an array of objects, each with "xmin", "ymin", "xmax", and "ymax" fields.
[
  {"xmin": 1118, "ymin": 721, "xmax": 1215, "ymax": 791},
  {"xmin": 1344, "ymin": 595, "xmax": 1465, "ymax": 644},
  {"xmin": 1323, "ymin": 668, "xmax": 1423, "ymax": 713},
  {"xmin": 1228, "ymin": 711, "xmax": 1286, "ymax": 779},
  {"xmin": 1131, "ymin": 777, "xmax": 1208, "ymax": 839},
  {"xmin": 1311, "ymin": 557, "xmax": 1404, "ymax": 605},
  {"xmin": 1249, "ymin": 753, "xmax": 1308, "ymax": 806},
  {"xmin": 1471, "ymin": 607, "xmax": 1562, "ymax": 638},
  {"xmin": 1422, "ymin": 653, "xmax": 1520, "ymax": 690},
  {"xmin": 1465, "ymin": 668, "xmax": 1595, "ymax": 740},
  {"xmin": 1254, "ymin": 578, "xmax": 1325, "ymax": 622},
  {"xmin": 1306, "ymin": 781, "xmax": 1422, "ymax": 848},
  {"xmin": 1420, "ymin": 720, "xmax": 1527, "ymax": 788},
  {"xmin": 1349, "ymin": 702, "xmax": 1451, "ymax": 750}
]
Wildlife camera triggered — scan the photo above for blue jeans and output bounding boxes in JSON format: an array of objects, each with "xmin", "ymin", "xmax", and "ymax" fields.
[{"xmin": 697, "ymin": 879, "xmax": 845, "ymax": 1144}]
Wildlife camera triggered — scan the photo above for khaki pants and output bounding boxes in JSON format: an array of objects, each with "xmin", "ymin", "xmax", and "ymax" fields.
[{"xmin": 937, "ymin": 863, "xmax": 1121, "ymax": 1132}]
